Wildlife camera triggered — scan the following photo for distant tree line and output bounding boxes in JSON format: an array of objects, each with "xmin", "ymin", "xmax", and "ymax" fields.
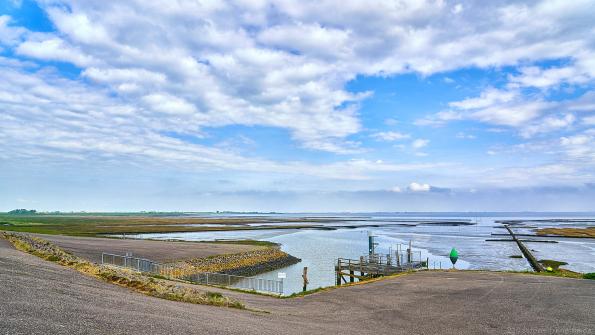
[{"xmin": 7, "ymin": 209, "xmax": 37, "ymax": 215}]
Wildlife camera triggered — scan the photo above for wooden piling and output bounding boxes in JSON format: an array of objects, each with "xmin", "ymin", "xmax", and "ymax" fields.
[{"xmin": 302, "ymin": 267, "xmax": 309, "ymax": 292}]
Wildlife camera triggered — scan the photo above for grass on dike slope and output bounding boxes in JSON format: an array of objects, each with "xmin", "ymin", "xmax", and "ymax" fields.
[{"xmin": 1, "ymin": 232, "xmax": 246, "ymax": 309}]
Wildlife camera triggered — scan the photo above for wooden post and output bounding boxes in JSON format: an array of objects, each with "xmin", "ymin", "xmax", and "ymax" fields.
[
  {"xmin": 359, "ymin": 257, "xmax": 364, "ymax": 278},
  {"xmin": 336, "ymin": 259, "xmax": 341, "ymax": 286},
  {"xmin": 302, "ymin": 267, "xmax": 309, "ymax": 292}
]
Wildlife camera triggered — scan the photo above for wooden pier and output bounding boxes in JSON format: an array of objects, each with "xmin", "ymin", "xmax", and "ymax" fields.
[{"xmin": 335, "ymin": 255, "xmax": 425, "ymax": 285}]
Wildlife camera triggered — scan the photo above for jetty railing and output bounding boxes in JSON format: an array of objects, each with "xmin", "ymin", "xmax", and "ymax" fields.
[
  {"xmin": 101, "ymin": 252, "xmax": 284, "ymax": 294},
  {"xmin": 335, "ymin": 253, "xmax": 426, "ymax": 285}
]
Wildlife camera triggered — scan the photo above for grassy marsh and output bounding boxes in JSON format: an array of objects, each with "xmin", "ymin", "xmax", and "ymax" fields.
[
  {"xmin": 536, "ymin": 227, "xmax": 595, "ymax": 238},
  {"xmin": 0, "ymin": 213, "xmax": 336, "ymax": 236}
]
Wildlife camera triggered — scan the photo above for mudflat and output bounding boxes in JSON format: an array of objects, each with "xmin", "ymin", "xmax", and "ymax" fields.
[
  {"xmin": 1, "ymin": 237, "xmax": 594, "ymax": 334},
  {"xmin": 29, "ymin": 233, "xmax": 260, "ymax": 263}
]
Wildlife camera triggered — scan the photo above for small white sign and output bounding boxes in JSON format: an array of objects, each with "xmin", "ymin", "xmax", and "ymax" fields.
[{"xmin": 277, "ymin": 272, "xmax": 286, "ymax": 279}]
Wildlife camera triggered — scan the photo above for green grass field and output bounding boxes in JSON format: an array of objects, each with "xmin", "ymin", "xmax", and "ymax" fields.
[{"xmin": 0, "ymin": 213, "xmax": 328, "ymax": 236}]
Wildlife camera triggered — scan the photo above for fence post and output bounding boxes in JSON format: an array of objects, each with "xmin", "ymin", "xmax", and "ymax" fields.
[
  {"xmin": 206, "ymin": 273, "xmax": 209, "ymax": 285},
  {"xmin": 101, "ymin": 253, "xmax": 104, "ymax": 264}
]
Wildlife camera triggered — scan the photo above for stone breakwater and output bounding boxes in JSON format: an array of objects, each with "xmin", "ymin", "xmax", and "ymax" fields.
[{"xmin": 177, "ymin": 247, "xmax": 301, "ymax": 277}]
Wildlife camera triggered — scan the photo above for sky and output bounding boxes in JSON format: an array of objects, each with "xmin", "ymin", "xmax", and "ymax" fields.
[{"xmin": 1, "ymin": 0, "xmax": 595, "ymax": 212}]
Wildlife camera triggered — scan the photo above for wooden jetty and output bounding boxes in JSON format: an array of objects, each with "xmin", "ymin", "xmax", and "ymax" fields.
[{"xmin": 335, "ymin": 255, "xmax": 425, "ymax": 285}]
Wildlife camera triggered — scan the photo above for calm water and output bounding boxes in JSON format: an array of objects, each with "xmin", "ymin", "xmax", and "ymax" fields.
[{"xmin": 128, "ymin": 213, "xmax": 595, "ymax": 295}]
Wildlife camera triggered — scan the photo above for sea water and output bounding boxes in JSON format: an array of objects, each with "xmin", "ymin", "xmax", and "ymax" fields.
[{"xmin": 129, "ymin": 213, "xmax": 595, "ymax": 295}]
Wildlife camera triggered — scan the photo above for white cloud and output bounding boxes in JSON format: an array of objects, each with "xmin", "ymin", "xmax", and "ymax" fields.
[
  {"xmin": 456, "ymin": 132, "xmax": 476, "ymax": 139},
  {"xmin": 520, "ymin": 114, "xmax": 575, "ymax": 138},
  {"xmin": 408, "ymin": 182, "xmax": 431, "ymax": 192},
  {"xmin": 372, "ymin": 131, "xmax": 410, "ymax": 141},
  {"xmin": 452, "ymin": 4, "xmax": 463, "ymax": 15},
  {"xmin": 0, "ymin": 15, "xmax": 26, "ymax": 46},
  {"xmin": 448, "ymin": 88, "xmax": 549, "ymax": 127},
  {"xmin": 449, "ymin": 88, "xmax": 517, "ymax": 110},
  {"xmin": 17, "ymin": 37, "xmax": 97, "ymax": 67},
  {"xmin": 142, "ymin": 93, "xmax": 198, "ymax": 115},
  {"xmin": 0, "ymin": 65, "xmax": 452, "ymax": 182},
  {"xmin": 412, "ymin": 139, "xmax": 429, "ymax": 149},
  {"xmin": 415, "ymin": 110, "xmax": 463, "ymax": 126},
  {"xmin": 1, "ymin": 0, "xmax": 595, "ymax": 194},
  {"xmin": 384, "ymin": 118, "xmax": 399, "ymax": 126},
  {"xmin": 509, "ymin": 65, "xmax": 592, "ymax": 89},
  {"xmin": 583, "ymin": 116, "xmax": 595, "ymax": 125},
  {"xmin": 418, "ymin": 87, "xmax": 556, "ymax": 131},
  {"xmin": 3, "ymin": 0, "xmax": 593, "ymax": 154}
]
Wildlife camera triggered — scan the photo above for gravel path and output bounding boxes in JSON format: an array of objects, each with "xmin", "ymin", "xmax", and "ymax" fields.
[{"xmin": 1, "ymin": 237, "xmax": 594, "ymax": 334}]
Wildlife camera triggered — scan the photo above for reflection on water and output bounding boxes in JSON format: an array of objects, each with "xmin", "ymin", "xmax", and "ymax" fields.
[{"xmin": 130, "ymin": 213, "xmax": 595, "ymax": 295}]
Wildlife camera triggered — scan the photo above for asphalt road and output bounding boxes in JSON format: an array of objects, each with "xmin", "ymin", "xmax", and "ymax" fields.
[
  {"xmin": 1, "ymin": 237, "xmax": 594, "ymax": 334},
  {"xmin": 31, "ymin": 233, "xmax": 259, "ymax": 263}
]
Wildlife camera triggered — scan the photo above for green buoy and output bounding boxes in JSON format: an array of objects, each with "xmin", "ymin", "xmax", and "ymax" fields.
[{"xmin": 449, "ymin": 248, "xmax": 458, "ymax": 268}]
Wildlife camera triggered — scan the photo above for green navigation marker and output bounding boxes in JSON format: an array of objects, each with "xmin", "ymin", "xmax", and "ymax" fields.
[{"xmin": 449, "ymin": 248, "xmax": 458, "ymax": 268}]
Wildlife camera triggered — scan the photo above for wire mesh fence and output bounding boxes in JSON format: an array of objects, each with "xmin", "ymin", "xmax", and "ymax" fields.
[{"xmin": 101, "ymin": 252, "xmax": 284, "ymax": 294}]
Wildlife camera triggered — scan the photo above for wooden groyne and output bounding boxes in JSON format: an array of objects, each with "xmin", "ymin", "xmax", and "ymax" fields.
[{"xmin": 504, "ymin": 225, "xmax": 544, "ymax": 272}]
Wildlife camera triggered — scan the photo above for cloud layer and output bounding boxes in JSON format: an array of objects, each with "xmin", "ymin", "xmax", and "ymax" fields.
[{"xmin": 1, "ymin": 1, "xmax": 595, "ymax": 210}]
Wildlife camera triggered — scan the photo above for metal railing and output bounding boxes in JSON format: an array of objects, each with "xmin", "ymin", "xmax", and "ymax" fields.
[
  {"xmin": 183, "ymin": 272, "xmax": 283, "ymax": 294},
  {"xmin": 362, "ymin": 250, "xmax": 425, "ymax": 269},
  {"xmin": 101, "ymin": 252, "xmax": 162, "ymax": 273},
  {"xmin": 101, "ymin": 252, "xmax": 284, "ymax": 294}
]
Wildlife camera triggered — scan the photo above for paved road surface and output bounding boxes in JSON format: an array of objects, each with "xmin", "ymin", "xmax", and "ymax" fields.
[
  {"xmin": 1, "ymin": 237, "xmax": 593, "ymax": 334},
  {"xmin": 31, "ymin": 233, "xmax": 259, "ymax": 263}
]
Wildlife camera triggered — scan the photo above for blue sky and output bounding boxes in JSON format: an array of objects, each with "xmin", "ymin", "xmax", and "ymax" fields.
[{"xmin": 1, "ymin": 0, "xmax": 595, "ymax": 212}]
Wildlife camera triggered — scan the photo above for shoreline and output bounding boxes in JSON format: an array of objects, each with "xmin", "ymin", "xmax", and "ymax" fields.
[{"xmin": 173, "ymin": 247, "xmax": 302, "ymax": 278}]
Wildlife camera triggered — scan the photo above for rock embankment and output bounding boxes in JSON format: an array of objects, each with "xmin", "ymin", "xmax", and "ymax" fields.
[{"xmin": 177, "ymin": 247, "xmax": 301, "ymax": 277}]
